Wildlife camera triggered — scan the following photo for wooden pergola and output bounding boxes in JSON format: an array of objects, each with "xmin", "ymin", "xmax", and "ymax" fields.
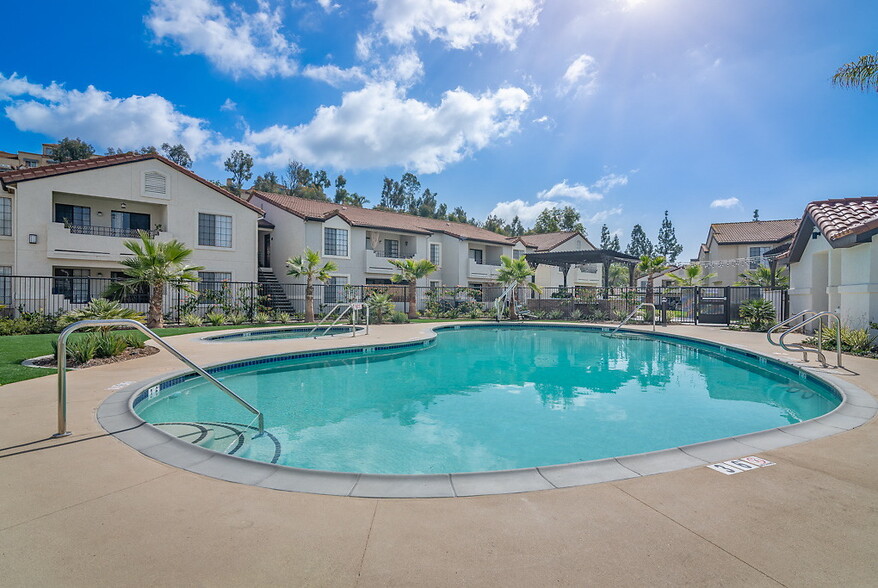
[{"xmin": 524, "ymin": 249, "xmax": 641, "ymax": 289}]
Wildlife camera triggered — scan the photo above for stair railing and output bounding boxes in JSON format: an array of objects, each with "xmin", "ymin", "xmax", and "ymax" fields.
[
  {"xmin": 607, "ymin": 302, "xmax": 656, "ymax": 336},
  {"xmin": 307, "ymin": 303, "xmax": 369, "ymax": 338},
  {"xmin": 493, "ymin": 282, "xmax": 518, "ymax": 321},
  {"xmin": 54, "ymin": 319, "xmax": 263, "ymax": 438}
]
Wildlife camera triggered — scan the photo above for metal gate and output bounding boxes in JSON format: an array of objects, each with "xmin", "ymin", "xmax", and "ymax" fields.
[{"xmin": 696, "ymin": 287, "xmax": 729, "ymax": 325}]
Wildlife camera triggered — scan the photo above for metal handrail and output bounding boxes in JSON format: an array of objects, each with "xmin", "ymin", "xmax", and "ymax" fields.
[
  {"xmin": 777, "ymin": 311, "xmax": 842, "ymax": 367},
  {"xmin": 54, "ymin": 319, "xmax": 263, "ymax": 438},
  {"xmin": 306, "ymin": 303, "xmax": 369, "ymax": 338},
  {"xmin": 493, "ymin": 282, "xmax": 518, "ymax": 321},
  {"xmin": 608, "ymin": 302, "xmax": 656, "ymax": 336},
  {"xmin": 767, "ymin": 309, "xmax": 819, "ymax": 347}
]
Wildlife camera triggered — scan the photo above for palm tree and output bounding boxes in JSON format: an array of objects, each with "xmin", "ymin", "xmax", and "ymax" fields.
[
  {"xmin": 496, "ymin": 255, "xmax": 542, "ymax": 319},
  {"xmin": 735, "ymin": 266, "xmax": 789, "ymax": 287},
  {"xmin": 104, "ymin": 231, "xmax": 203, "ymax": 328},
  {"xmin": 669, "ymin": 265, "xmax": 716, "ymax": 287},
  {"xmin": 832, "ymin": 53, "xmax": 878, "ymax": 93},
  {"xmin": 59, "ymin": 298, "xmax": 145, "ymax": 331},
  {"xmin": 389, "ymin": 258, "xmax": 438, "ymax": 319},
  {"xmin": 286, "ymin": 247, "xmax": 338, "ymax": 322},
  {"xmin": 636, "ymin": 255, "xmax": 668, "ymax": 303},
  {"xmin": 608, "ymin": 263, "xmax": 629, "ymax": 287}
]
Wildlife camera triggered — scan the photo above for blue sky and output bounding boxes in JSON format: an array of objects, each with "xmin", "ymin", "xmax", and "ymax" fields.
[{"xmin": 1, "ymin": 0, "xmax": 876, "ymax": 258}]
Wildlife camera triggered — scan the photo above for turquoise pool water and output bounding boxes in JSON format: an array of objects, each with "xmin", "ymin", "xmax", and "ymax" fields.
[
  {"xmin": 205, "ymin": 326, "xmax": 360, "ymax": 341},
  {"xmin": 136, "ymin": 326, "xmax": 840, "ymax": 474}
]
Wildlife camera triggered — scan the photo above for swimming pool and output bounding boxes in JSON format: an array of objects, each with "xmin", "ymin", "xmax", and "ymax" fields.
[
  {"xmin": 133, "ymin": 325, "xmax": 841, "ymax": 476},
  {"xmin": 204, "ymin": 325, "xmax": 363, "ymax": 341}
]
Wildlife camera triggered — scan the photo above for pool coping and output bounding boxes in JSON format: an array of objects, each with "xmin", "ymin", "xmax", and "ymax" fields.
[{"xmin": 97, "ymin": 323, "xmax": 878, "ymax": 499}]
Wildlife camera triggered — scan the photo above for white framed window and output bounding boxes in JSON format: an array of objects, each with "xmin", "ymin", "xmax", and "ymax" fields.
[
  {"xmin": 198, "ymin": 213, "xmax": 232, "ymax": 247},
  {"xmin": 24, "ymin": 159, "xmax": 38, "ymax": 168},
  {"xmin": 324, "ymin": 227, "xmax": 349, "ymax": 257},
  {"xmin": 384, "ymin": 239, "xmax": 399, "ymax": 258},
  {"xmin": 198, "ymin": 271, "xmax": 232, "ymax": 292},
  {"xmin": 325, "ymin": 275, "xmax": 349, "ymax": 304},
  {"xmin": 0, "ymin": 197, "xmax": 11, "ymax": 236},
  {"xmin": 470, "ymin": 248, "xmax": 483, "ymax": 264},
  {"xmin": 749, "ymin": 246, "xmax": 770, "ymax": 269},
  {"xmin": 429, "ymin": 243, "xmax": 441, "ymax": 265}
]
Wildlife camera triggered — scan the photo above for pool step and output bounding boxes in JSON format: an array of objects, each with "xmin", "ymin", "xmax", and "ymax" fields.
[{"xmin": 154, "ymin": 421, "xmax": 281, "ymax": 464}]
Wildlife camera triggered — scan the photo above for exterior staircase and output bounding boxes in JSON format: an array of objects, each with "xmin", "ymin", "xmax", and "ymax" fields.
[{"xmin": 257, "ymin": 267, "xmax": 297, "ymax": 314}]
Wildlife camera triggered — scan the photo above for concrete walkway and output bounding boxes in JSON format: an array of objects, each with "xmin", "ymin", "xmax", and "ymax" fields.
[{"xmin": 1, "ymin": 323, "xmax": 876, "ymax": 586}]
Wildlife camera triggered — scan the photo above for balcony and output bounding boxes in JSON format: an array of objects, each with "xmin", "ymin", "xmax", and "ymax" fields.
[
  {"xmin": 364, "ymin": 249, "xmax": 416, "ymax": 274},
  {"xmin": 468, "ymin": 259, "xmax": 500, "ymax": 279},
  {"xmin": 46, "ymin": 222, "xmax": 172, "ymax": 262}
]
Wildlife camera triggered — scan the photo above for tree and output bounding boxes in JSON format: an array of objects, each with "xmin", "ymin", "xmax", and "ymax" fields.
[
  {"xmin": 161, "ymin": 143, "xmax": 192, "ymax": 168},
  {"xmin": 558, "ymin": 206, "xmax": 585, "ymax": 233},
  {"xmin": 636, "ymin": 254, "xmax": 668, "ymax": 304},
  {"xmin": 532, "ymin": 207, "xmax": 584, "ymax": 234},
  {"xmin": 448, "ymin": 207, "xmax": 469, "ymax": 224},
  {"xmin": 334, "ymin": 174, "xmax": 349, "ymax": 203},
  {"xmin": 253, "ymin": 171, "xmax": 283, "ymax": 193},
  {"xmin": 508, "ymin": 216, "xmax": 525, "ymax": 237},
  {"xmin": 626, "ymin": 224, "xmax": 653, "ymax": 257},
  {"xmin": 312, "ymin": 170, "xmax": 331, "ymax": 191},
  {"xmin": 608, "ymin": 263, "xmax": 629, "ymax": 287},
  {"xmin": 53, "ymin": 137, "xmax": 95, "ymax": 162},
  {"xmin": 753, "ymin": 209, "xmax": 760, "ymax": 221},
  {"xmin": 389, "ymin": 259, "xmax": 438, "ymax": 319},
  {"xmin": 600, "ymin": 225, "xmax": 612, "ymax": 249},
  {"xmin": 609, "ymin": 234, "xmax": 621, "ymax": 252},
  {"xmin": 670, "ymin": 265, "xmax": 716, "ymax": 286},
  {"xmin": 655, "ymin": 211, "xmax": 683, "ymax": 263},
  {"xmin": 533, "ymin": 208, "xmax": 560, "ymax": 233},
  {"xmin": 832, "ymin": 52, "xmax": 878, "ymax": 93},
  {"xmin": 224, "ymin": 150, "xmax": 253, "ymax": 194},
  {"xmin": 483, "ymin": 215, "xmax": 509, "ymax": 235},
  {"xmin": 735, "ymin": 266, "xmax": 789, "ymax": 287},
  {"xmin": 286, "ymin": 248, "xmax": 338, "ymax": 322},
  {"xmin": 103, "ymin": 231, "xmax": 203, "ymax": 328},
  {"xmin": 496, "ymin": 255, "xmax": 542, "ymax": 319}
]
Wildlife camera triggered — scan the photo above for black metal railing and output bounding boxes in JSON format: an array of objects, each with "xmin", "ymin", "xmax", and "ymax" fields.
[{"xmin": 67, "ymin": 224, "xmax": 160, "ymax": 238}]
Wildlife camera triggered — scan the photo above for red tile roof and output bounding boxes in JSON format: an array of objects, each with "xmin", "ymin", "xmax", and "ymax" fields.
[
  {"xmin": 249, "ymin": 190, "xmax": 513, "ymax": 244},
  {"xmin": 516, "ymin": 231, "xmax": 594, "ymax": 252},
  {"xmin": 0, "ymin": 152, "xmax": 263, "ymax": 215},
  {"xmin": 708, "ymin": 219, "xmax": 799, "ymax": 244},
  {"xmin": 805, "ymin": 196, "xmax": 878, "ymax": 241}
]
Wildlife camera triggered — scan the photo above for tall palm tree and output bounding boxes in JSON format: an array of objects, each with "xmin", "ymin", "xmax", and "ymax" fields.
[
  {"xmin": 669, "ymin": 265, "xmax": 716, "ymax": 287},
  {"xmin": 104, "ymin": 231, "xmax": 203, "ymax": 328},
  {"xmin": 608, "ymin": 263, "xmax": 629, "ymax": 287},
  {"xmin": 832, "ymin": 53, "xmax": 878, "ymax": 93},
  {"xmin": 735, "ymin": 266, "xmax": 789, "ymax": 287},
  {"xmin": 496, "ymin": 255, "xmax": 542, "ymax": 319},
  {"xmin": 286, "ymin": 247, "xmax": 338, "ymax": 322},
  {"xmin": 389, "ymin": 258, "xmax": 438, "ymax": 319},
  {"xmin": 636, "ymin": 255, "xmax": 668, "ymax": 303}
]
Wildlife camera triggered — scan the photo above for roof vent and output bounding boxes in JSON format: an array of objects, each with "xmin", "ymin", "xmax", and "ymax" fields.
[{"xmin": 144, "ymin": 171, "xmax": 167, "ymax": 195}]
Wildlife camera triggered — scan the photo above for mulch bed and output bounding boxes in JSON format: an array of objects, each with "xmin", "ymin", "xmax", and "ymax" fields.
[{"xmin": 32, "ymin": 346, "xmax": 160, "ymax": 369}]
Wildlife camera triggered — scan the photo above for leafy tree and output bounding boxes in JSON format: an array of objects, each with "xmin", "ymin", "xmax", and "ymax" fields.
[
  {"xmin": 312, "ymin": 170, "xmax": 331, "ymax": 191},
  {"xmin": 347, "ymin": 193, "xmax": 368, "ymax": 207},
  {"xmin": 508, "ymin": 216, "xmax": 525, "ymax": 237},
  {"xmin": 636, "ymin": 254, "xmax": 668, "ymax": 303},
  {"xmin": 253, "ymin": 171, "xmax": 284, "ymax": 193},
  {"xmin": 735, "ymin": 266, "xmax": 789, "ymax": 287},
  {"xmin": 832, "ymin": 53, "xmax": 878, "ymax": 93},
  {"xmin": 533, "ymin": 208, "xmax": 560, "ymax": 233},
  {"xmin": 609, "ymin": 234, "xmax": 621, "ymax": 251},
  {"xmin": 223, "ymin": 150, "xmax": 253, "ymax": 195},
  {"xmin": 532, "ymin": 207, "xmax": 584, "ymax": 234},
  {"xmin": 389, "ymin": 259, "xmax": 438, "ymax": 319},
  {"xmin": 54, "ymin": 137, "xmax": 95, "ymax": 162},
  {"xmin": 286, "ymin": 248, "xmax": 338, "ymax": 322},
  {"xmin": 496, "ymin": 255, "xmax": 542, "ymax": 320},
  {"xmin": 753, "ymin": 209, "xmax": 760, "ymax": 221},
  {"xmin": 669, "ymin": 265, "xmax": 716, "ymax": 286},
  {"xmin": 608, "ymin": 263, "xmax": 629, "ymax": 286},
  {"xmin": 161, "ymin": 143, "xmax": 192, "ymax": 168},
  {"xmin": 655, "ymin": 211, "xmax": 683, "ymax": 263},
  {"xmin": 600, "ymin": 225, "xmax": 612, "ymax": 249},
  {"xmin": 448, "ymin": 207, "xmax": 469, "ymax": 224},
  {"xmin": 334, "ymin": 174, "xmax": 349, "ymax": 203},
  {"xmin": 626, "ymin": 224, "xmax": 653, "ymax": 257},
  {"xmin": 103, "ymin": 231, "xmax": 204, "ymax": 328},
  {"xmin": 559, "ymin": 206, "xmax": 584, "ymax": 233},
  {"xmin": 483, "ymin": 215, "xmax": 509, "ymax": 235},
  {"xmin": 283, "ymin": 161, "xmax": 305, "ymax": 193}
]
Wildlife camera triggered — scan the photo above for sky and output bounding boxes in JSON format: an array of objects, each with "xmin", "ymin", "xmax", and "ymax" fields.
[{"xmin": 1, "ymin": 0, "xmax": 876, "ymax": 259}]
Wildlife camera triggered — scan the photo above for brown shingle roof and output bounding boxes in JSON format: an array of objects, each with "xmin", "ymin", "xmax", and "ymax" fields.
[
  {"xmin": 250, "ymin": 190, "xmax": 513, "ymax": 244},
  {"xmin": 709, "ymin": 219, "xmax": 799, "ymax": 244},
  {"xmin": 516, "ymin": 231, "xmax": 594, "ymax": 252},
  {"xmin": 805, "ymin": 196, "xmax": 878, "ymax": 241},
  {"xmin": 0, "ymin": 152, "xmax": 263, "ymax": 215}
]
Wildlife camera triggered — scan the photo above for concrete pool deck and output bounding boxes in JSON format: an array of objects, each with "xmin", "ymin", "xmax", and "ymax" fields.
[{"xmin": 1, "ymin": 323, "xmax": 877, "ymax": 585}]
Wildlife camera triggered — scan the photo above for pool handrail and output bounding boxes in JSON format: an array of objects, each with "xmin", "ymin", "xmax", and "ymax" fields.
[
  {"xmin": 766, "ymin": 309, "xmax": 818, "ymax": 347},
  {"xmin": 493, "ymin": 282, "xmax": 518, "ymax": 321},
  {"xmin": 307, "ymin": 303, "xmax": 368, "ymax": 338},
  {"xmin": 54, "ymin": 319, "xmax": 264, "ymax": 438},
  {"xmin": 776, "ymin": 311, "xmax": 842, "ymax": 368},
  {"xmin": 607, "ymin": 302, "xmax": 656, "ymax": 336}
]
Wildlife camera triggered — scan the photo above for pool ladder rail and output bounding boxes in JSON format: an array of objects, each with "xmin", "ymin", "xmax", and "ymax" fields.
[
  {"xmin": 767, "ymin": 310, "xmax": 842, "ymax": 368},
  {"xmin": 606, "ymin": 302, "xmax": 657, "ymax": 337},
  {"xmin": 53, "ymin": 319, "xmax": 264, "ymax": 438},
  {"xmin": 307, "ymin": 302, "xmax": 370, "ymax": 338},
  {"xmin": 493, "ymin": 282, "xmax": 519, "ymax": 321}
]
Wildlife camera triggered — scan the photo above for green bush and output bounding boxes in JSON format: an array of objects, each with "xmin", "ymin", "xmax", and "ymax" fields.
[
  {"xmin": 809, "ymin": 325, "xmax": 876, "ymax": 354},
  {"xmin": 254, "ymin": 311, "xmax": 271, "ymax": 324},
  {"xmin": 274, "ymin": 311, "xmax": 292, "ymax": 324},
  {"xmin": 0, "ymin": 310, "xmax": 61, "ymax": 335},
  {"xmin": 570, "ymin": 309, "xmax": 584, "ymax": 321},
  {"xmin": 182, "ymin": 313, "xmax": 203, "ymax": 327},
  {"xmin": 389, "ymin": 310, "xmax": 410, "ymax": 324},
  {"xmin": 547, "ymin": 309, "xmax": 564, "ymax": 320},
  {"xmin": 366, "ymin": 292, "xmax": 394, "ymax": 324},
  {"xmin": 226, "ymin": 311, "xmax": 247, "ymax": 325},
  {"xmin": 94, "ymin": 333, "xmax": 128, "ymax": 358},
  {"xmin": 205, "ymin": 311, "xmax": 226, "ymax": 326},
  {"xmin": 738, "ymin": 299, "xmax": 776, "ymax": 331}
]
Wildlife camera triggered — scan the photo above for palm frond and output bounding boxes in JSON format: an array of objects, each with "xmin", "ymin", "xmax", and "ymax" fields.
[{"xmin": 832, "ymin": 53, "xmax": 878, "ymax": 92}]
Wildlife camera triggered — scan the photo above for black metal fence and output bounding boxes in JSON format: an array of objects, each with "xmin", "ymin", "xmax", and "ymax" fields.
[{"xmin": 0, "ymin": 275, "xmax": 788, "ymax": 326}]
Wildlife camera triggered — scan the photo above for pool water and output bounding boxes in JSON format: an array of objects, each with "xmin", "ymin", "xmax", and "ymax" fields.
[
  {"xmin": 137, "ymin": 326, "xmax": 840, "ymax": 474},
  {"xmin": 205, "ymin": 326, "xmax": 360, "ymax": 341}
]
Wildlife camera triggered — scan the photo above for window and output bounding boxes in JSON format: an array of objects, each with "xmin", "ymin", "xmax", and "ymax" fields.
[
  {"xmin": 198, "ymin": 271, "xmax": 232, "ymax": 292},
  {"xmin": 53, "ymin": 268, "xmax": 90, "ymax": 303},
  {"xmin": 324, "ymin": 227, "xmax": 349, "ymax": 256},
  {"xmin": 0, "ymin": 197, "xmax": 11, "ymax": 236},
  {"xmin": 749, "ymin": 246, "xmax": 771, "ymax": 269},
  {"xmin": 112, "ymin": 211, "xmax": 151, "ymax": 233},
  {"xmin": 325, "ymin": 276, "xmax": 348, "ymax": 304},
  {"xmin": 384, "ymin": 239, "xmax": 399, "ymax": 258},
  {"xmin": 144, "ymin": 171, "xmax": 167, "ymax": 195},
  {"xmin": 513, "ymin": 250, "xmax": 523, "ymax": 260},
  {"xmin": 429, "ymin": 280, "xmax": 441, "ymax": 289},
  {"xmin": 54, "ymin": 204, "xmax": 91, "ymax": 227},
  {"xmin": 429, "ymin": 243, "xmax": 441, "ymax": 265},
  {"xmin": 470, "ymin": 249, "xmax": 483, "ymax": 264},
  {"xmin": 198, "ymin": 213, "xmax": 232, "ymax": 247},
  {"xmin": 0, "ymin": 266, "xmax": 10, "ymax": 306},
  {"xmin": 24, "ymin": 159, "xmax": 38, "ymax": 168}
]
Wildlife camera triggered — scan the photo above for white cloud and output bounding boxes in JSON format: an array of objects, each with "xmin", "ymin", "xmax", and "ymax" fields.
[
  {"xmin": 303, "ymin": 64, "xmax": 369, "ymax": 87},
  {"xmin": 0, "ymin": 73, "xmax": 228, "ymax": 159},
  {"xmin": 371, "ymin": 0, "xmax": 543, "ymax": 50},
  {"xmin": 247, "ymin": 81, "xmax": 530, "ymax": 173},
  {"xmin": 489, "ymin": 199, "xmax": 556, "ymax": 224},
  {"xmin": 592, "ymin": 172, "xmax": 628, "ymax": 192},
  {"xmin": 558, "ymin": 53, "xmax": 599, "ymax": 97},
  {"xmin": 304, "ymin": 50, "xmax": 422, "ymax": 88},
  {"xmin": 220, "ymin": 98, "xmax": 237, "ymax": 111},
  {"xmin": 585, "ymin": 206, "xmax": 623, "ymax": 224},
  {"xmin": 537, "ymin": 179, "xmax": 602, "ymax": 201},
  {"xmin": 710, "ymin": 197, "xmax": 740, "ymax": 208},
  {"xmin": 146, "ymin": 0, "xmax": 298, "ymax": 78},
  {"xmin": 316, "ymin": 0, "xmax": 339, "ymax": 12}
]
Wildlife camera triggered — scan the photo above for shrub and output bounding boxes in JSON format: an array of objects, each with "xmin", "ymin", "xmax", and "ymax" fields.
[
  {"xmin": 570, "ymin": 309, "xmax": 584, "ymax": 321},
  {"xmin": 254, "ymin": 311, "xmax": 271, "ymax": 324},
  {"xmin": 226, "ymin": 311, "xmax": 247, "ymax": 325},
  {"xmin": 59, "ymin": 298, "xmax": 145, "ymax": 330},
  {"xmin": 547, "ymin": 309, "xmax": 564, "ymax": 320},
  {"xmin": 467, "ymin": 307, "xmax": 484, "ymax": 320},
  {"xmin": 93, "ymin": 333, "xmax": 127, "ymax": 358},
  {"xmin": 59, "ymin": 334, "xmax": 101, "ymax": 364},
  {"xmin": 738, "ymin": 299, "xmax": 776, "ymax": 331},
  {"xmin": 205, "ymin": 311, "xmax": 226, "ymax": 326},
  {"xmin": 182, "ymin": 313, "xmax": 203, "ymax": 327},
  {"xmin": 0, "ymin": 309, "xmax": 61, "ymax": 335},
  {"xmin": 366, "ymin": 292, "xmax": 394, "ymax": 324},
  {"xmin": 121, "ymin": 332, "xmax": 145, "ymax": 349},
  {"xmin": 274, "ymin": 311, "xmax": 292, "ymax": 324},
  {"xmin": 389, "ymin": 310, "xmax": 410, "ymax": 324},
  {"xmin": 809, "ymin": 325, "xmax": 877, "ymax": 354}
]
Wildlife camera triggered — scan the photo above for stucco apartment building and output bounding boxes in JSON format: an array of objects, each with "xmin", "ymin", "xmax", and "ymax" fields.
[
  {"xmin": 695, "ymin": 219, "xmax": 800, "ymax": 285},
  {"xmin": 0, "ymin": 143, "xmax": 59, "ymax": 171},
  {"xmin": 0, "ymin": 152, "xmax": 262, "ymax": 311},
  {"xmin": 786, "ymin": 196, "xmax": 878, "ymax": 330}
]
